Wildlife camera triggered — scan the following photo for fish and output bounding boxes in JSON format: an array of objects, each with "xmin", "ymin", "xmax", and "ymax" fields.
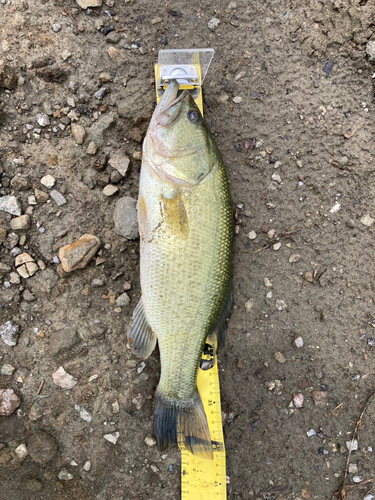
[{"xmin": 127, "ymin": 80, "xmax": 233, "ymax": 459}]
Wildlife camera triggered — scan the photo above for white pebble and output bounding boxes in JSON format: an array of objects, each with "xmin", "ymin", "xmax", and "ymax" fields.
[
  {"xmin": 103, "ymin": 432, "xmax": 120, "ymax": 444},
  {"xmin": 306, "ymin": 429, "xmax": 316, "ymax": 437},
  {"xmin": 83, "ymin": 461, "xmax": 91, "ymax": 471},
  {"xmin": 273, "ymin": 242, "xmax": 281, "ymax": 251},
  {"xmin": 346, "ymin": 439, "xmax": 358, "ymax": 451},
  {"xmin": 40, "ymin": 175, "xmax": 55, "ymax": 188},
  {"xmin": 248, "ymin": 230, "xmax": 257, "ymax": 240},
  {"xmin": 294, "ymin": 336, "xmax": 304, "ymax": 348}
]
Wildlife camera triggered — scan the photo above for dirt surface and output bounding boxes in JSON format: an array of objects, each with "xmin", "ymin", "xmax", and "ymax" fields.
[{"xmin": 1, "ymin": 1, "xmax": 375, "ymax": 499}]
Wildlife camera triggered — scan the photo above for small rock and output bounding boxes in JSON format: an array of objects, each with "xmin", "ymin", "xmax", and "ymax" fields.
[
  {"xmin": 83, "ymin": 461, "xmax": 91, "ymax": 471},
  {"xmin": 304, "ymin": 272, "xmax": 313, "ymax": 282},
  {"xmin": 52, "ymin": 366, "xmax": 78, "ymax": 389},
  {"xmin": 0, "ymin": 321, "xmax": 20, "ymax": 346},
  {"xmin": 273, "ymin": 242, "xmax": 281, "ymax": 251},
  {"xmin": 145, "ymin": 435, "xmax": 157, "ymax": 447},
  {"xmin": 318, "ymin": 447, "xmax": 330, "ymax": 456},
  {"xmin": 366, "ymin": 41, "xmax": 375, "ymax": 62},
  {"xmin": 245, "ymin": 299, "xmax": 253, "ymax": 312},
  {"xmin": 289, "ymin": 254, "xmax": 300, "ymax": 263},
  {"xmin": 272, "ymin": 172, "xmax": 281, "ymax": 183},
  {"xmin": 306, "ymin": 429, "xmax": 316, "ymax": 437},
  {"xmin": 360, "ymin": 214, "xmax": 374, "ymax": 227},
  {"xmin": 293, "ymin": 393, "xmax": 304, "ymax": 408},
  {"xmin": 348, "ymin": 463, "xmax": 358, "ymax": 474},
  {"xmin": 0, "ymin": 263, "xmax": 11, "ymax": 273},
  {"xmin": 276, "ymin": 299, "xmax": 287, "ymax": 311},
  {"xmin": 15, "ymin": 252, "xmax": 38, "ymax": 278},
  {"xmin": 0, "ymin": 195, "xmax": 22, "ymax": 216},
  {"xmin": 4, "ymin": 232, "xmax": 19, "ymax": 250},
  {"xmin": 49, "ymin": 326, "xmax": 79, "ymax": 356},
  {"xmin": 110, "ymin": 170, "xmax": 122, "ymax": 184},
  {"xmin": 0, "ymin": 62, "xmax": 17, "ymax": 90},
  {"xmin": 107, "ymin": 46, "xmax": 120, "ymax": 59},
  {"xmin": 233, "ymin": 96, "xmax": 242, "ymax": 104},
  {"xmin": 35, "ymin": 189, "xmax": 49, "ymax": 203},
  {"xmin": 91, "ymin": 278, "xmax": 104, "ymax": 287},
  {"xmin": 74, "ymin": 404, "xmax": 92, "ymax": 422},
  {"xmin": 50, "ymin": 190, "xmax": 67, "ymax": 206},
  {"xmin": 11, "ymin": 175, "xmax": 30, "ymax": 191},
  {"xmin": 103, "ymin": 184, "xmax": 119, "ymax": 196},
  {"xmin": 10, "ymin": 215, "xmax": 31, "ymax": 231},
  {"xmin": 40, "ymin": 174, "xmax": 55, "ymax": 188},
  {"xmin": 99, "ymin": 72, "xmax": 113, "ymax": 83},
  {"xmin": 294, "ymin": 336, "xmax": 304, "ymax": 348},
  {"xmin": 61, "ymin": 49, "xmax": 72, "ymax": 60},
  {"xmin": 345, "ymin": 219, "xmax": 355, "ymax": 228},
  {"xmin": 346, "ymin": 439, "xmax": 358, "ymax": 451},
  {"xmin": 59, "ymin": 234, "xmax": 101, "ymax": 272},
  {"xmin": 86, "ymin": 141, "xmax": 99, "ymax": 155},
  {"xmin": 274, "ymin": 351, "xmax": 286, "ymax": 364},
  {"xmin": 115, "ymin": 292, "xmax": 130, "ymax": 307},
  {"xmin": 208, "ymin": 17, "xmax": 220, "ymax": 31},
  {"xmin": 112, "ymin": 400, "xmax": 120, "ymax": 414},
  {"xmin": 234, "ymin": 71, "xmax": 245, "ymax": 80},
  {"xmin": 311, "ymin": 390, "xmax": 327, "ymax": 408},
  {"xmin": 0, "ymin": 388, "xmax": 21, "ymax": 416},
  {"xmin": 137, "ymin": 361, "xmax": 146, "ymax": 374},
  {"xmin": 352, "ymin": 476, "xmax": 363, "ymax": 484},
  {"xmin": 36, "ymin": 113, "xmax": 50, "ymax": 127},
  {"xmin": 0, "ymin": 228, "xmax": 7, "ymax": 244},
  {"xmin": 248, "ymin": 230, "xmax": 256, "ymax": 240},
  {"xmin": 113, "ymin": 197, "xmax": 138, "ymax": 239},
  {"xmin": 1, "ymin": 364, "xmax": 15, "ymax": 375},
  {"xmin": 94, "ymin": 87, "xmax": 108, "ymax": 99},
  {"xmin": 15, "ymin": 444, "xmax": 28, "ymax": 460},
  {"xmin": 22, "ymin": 289, "xmax": 36, "ymax": 302},
  {"xmin": 71, "ymin": 123, "xmax": 86, "ymax": 144},
  {"xmin": 106, "ymin": 31, "xmax": 121, "ymax": 44},
  {"xmin": 264, "ymin": 278, "xmax": 272, "ymax": 288},
  {"xmin": 87, "ymin": 112, "xmax": 115, "ymax": 146},
  {"xmin": 52, "ymin": 23, "xmax": 62, "ymax": 32},
  {"xmin": 76, "ymin": 0, "xmax": 102, "ymax": 7},
  {"xmin": 109, "ymin": 151, "xmax": 130, "ymax": 176},
  {"xmin": 58, "ymin": 469, "xmax": 74, "ymax": 481},
  {"xmin": 103, "ymin": 432, "xmax": 119, "ymax": 444}
]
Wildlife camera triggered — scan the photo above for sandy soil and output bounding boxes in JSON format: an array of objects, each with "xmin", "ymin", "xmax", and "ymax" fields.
[{"xmin": 1, "ymin": 1, "xmax": 375, "ymax": 499}]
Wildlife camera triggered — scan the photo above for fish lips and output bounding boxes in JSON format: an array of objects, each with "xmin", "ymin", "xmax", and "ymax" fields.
[{"xmin": 154, "ymin": 82, "xmax": 188, "ymax": 127}]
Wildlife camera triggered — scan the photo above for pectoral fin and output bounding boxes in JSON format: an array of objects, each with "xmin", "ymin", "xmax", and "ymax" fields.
[
  {"xmin": 160, "ymin": 190, "xmax": 189, "ymax": 239},
  {"xmin": 127, "ymin": 298, "xmax": 157, "ymax": 359}
]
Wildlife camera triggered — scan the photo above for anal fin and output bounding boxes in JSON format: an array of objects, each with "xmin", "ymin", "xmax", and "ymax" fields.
[
  {"xmin": 127, "ymin": 298, "xmax": 157, "ymax": 359},
  {"xmin": 207, "ymin": 287, "xmax": 233, "ymax": 349}
]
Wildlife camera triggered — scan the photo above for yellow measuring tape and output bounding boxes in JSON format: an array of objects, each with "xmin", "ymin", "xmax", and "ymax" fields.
[
  {"xmin": 154, "ymin": 57, "xmax": 227, "ymax": 500},
  {"xmin": 181, "ymin": 345, "xmax": 227, "ymax": 499}
]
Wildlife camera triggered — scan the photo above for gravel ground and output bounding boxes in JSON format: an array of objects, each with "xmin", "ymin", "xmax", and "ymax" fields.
[{"xmin": 1, "ymin": 1, "xmax": 375, "ymax": 499}]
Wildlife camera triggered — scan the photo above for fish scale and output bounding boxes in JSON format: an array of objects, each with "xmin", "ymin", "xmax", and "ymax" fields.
[{"xmin": 140, "ymin": 165, "xmax": 232, "ymax": 399}]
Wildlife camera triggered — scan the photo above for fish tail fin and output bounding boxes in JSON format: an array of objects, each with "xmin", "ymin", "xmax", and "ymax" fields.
[{"xmin": 153, "ymin": 390, "xmax": 213, "ymax": 460}]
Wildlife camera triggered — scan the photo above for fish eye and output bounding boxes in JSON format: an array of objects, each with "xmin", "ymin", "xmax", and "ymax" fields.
[{"xmin": 187, "ymin": 110, "xmax": 199, "ymax": 123}]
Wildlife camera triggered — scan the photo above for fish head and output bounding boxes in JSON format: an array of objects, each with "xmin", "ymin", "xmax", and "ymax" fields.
[{"xmin": 144, "ymin": 81, "xmax": 218, "ymax": 187}]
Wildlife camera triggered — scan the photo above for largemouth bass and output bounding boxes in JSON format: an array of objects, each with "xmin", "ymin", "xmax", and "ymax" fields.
[{"xmin": 127, "ymin": 80, "xmax": 233, "ymax": 459}]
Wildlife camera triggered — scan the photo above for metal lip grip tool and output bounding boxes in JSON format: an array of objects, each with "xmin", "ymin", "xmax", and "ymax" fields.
[{"xmin": 153, "ymin": 48, "xmax": 227, "ymax": 500}]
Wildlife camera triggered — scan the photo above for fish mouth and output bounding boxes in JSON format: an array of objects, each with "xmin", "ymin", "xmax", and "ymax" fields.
[{"xmin": 155, "ymin": 81, "xmax": 188, "ymax": 127}]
